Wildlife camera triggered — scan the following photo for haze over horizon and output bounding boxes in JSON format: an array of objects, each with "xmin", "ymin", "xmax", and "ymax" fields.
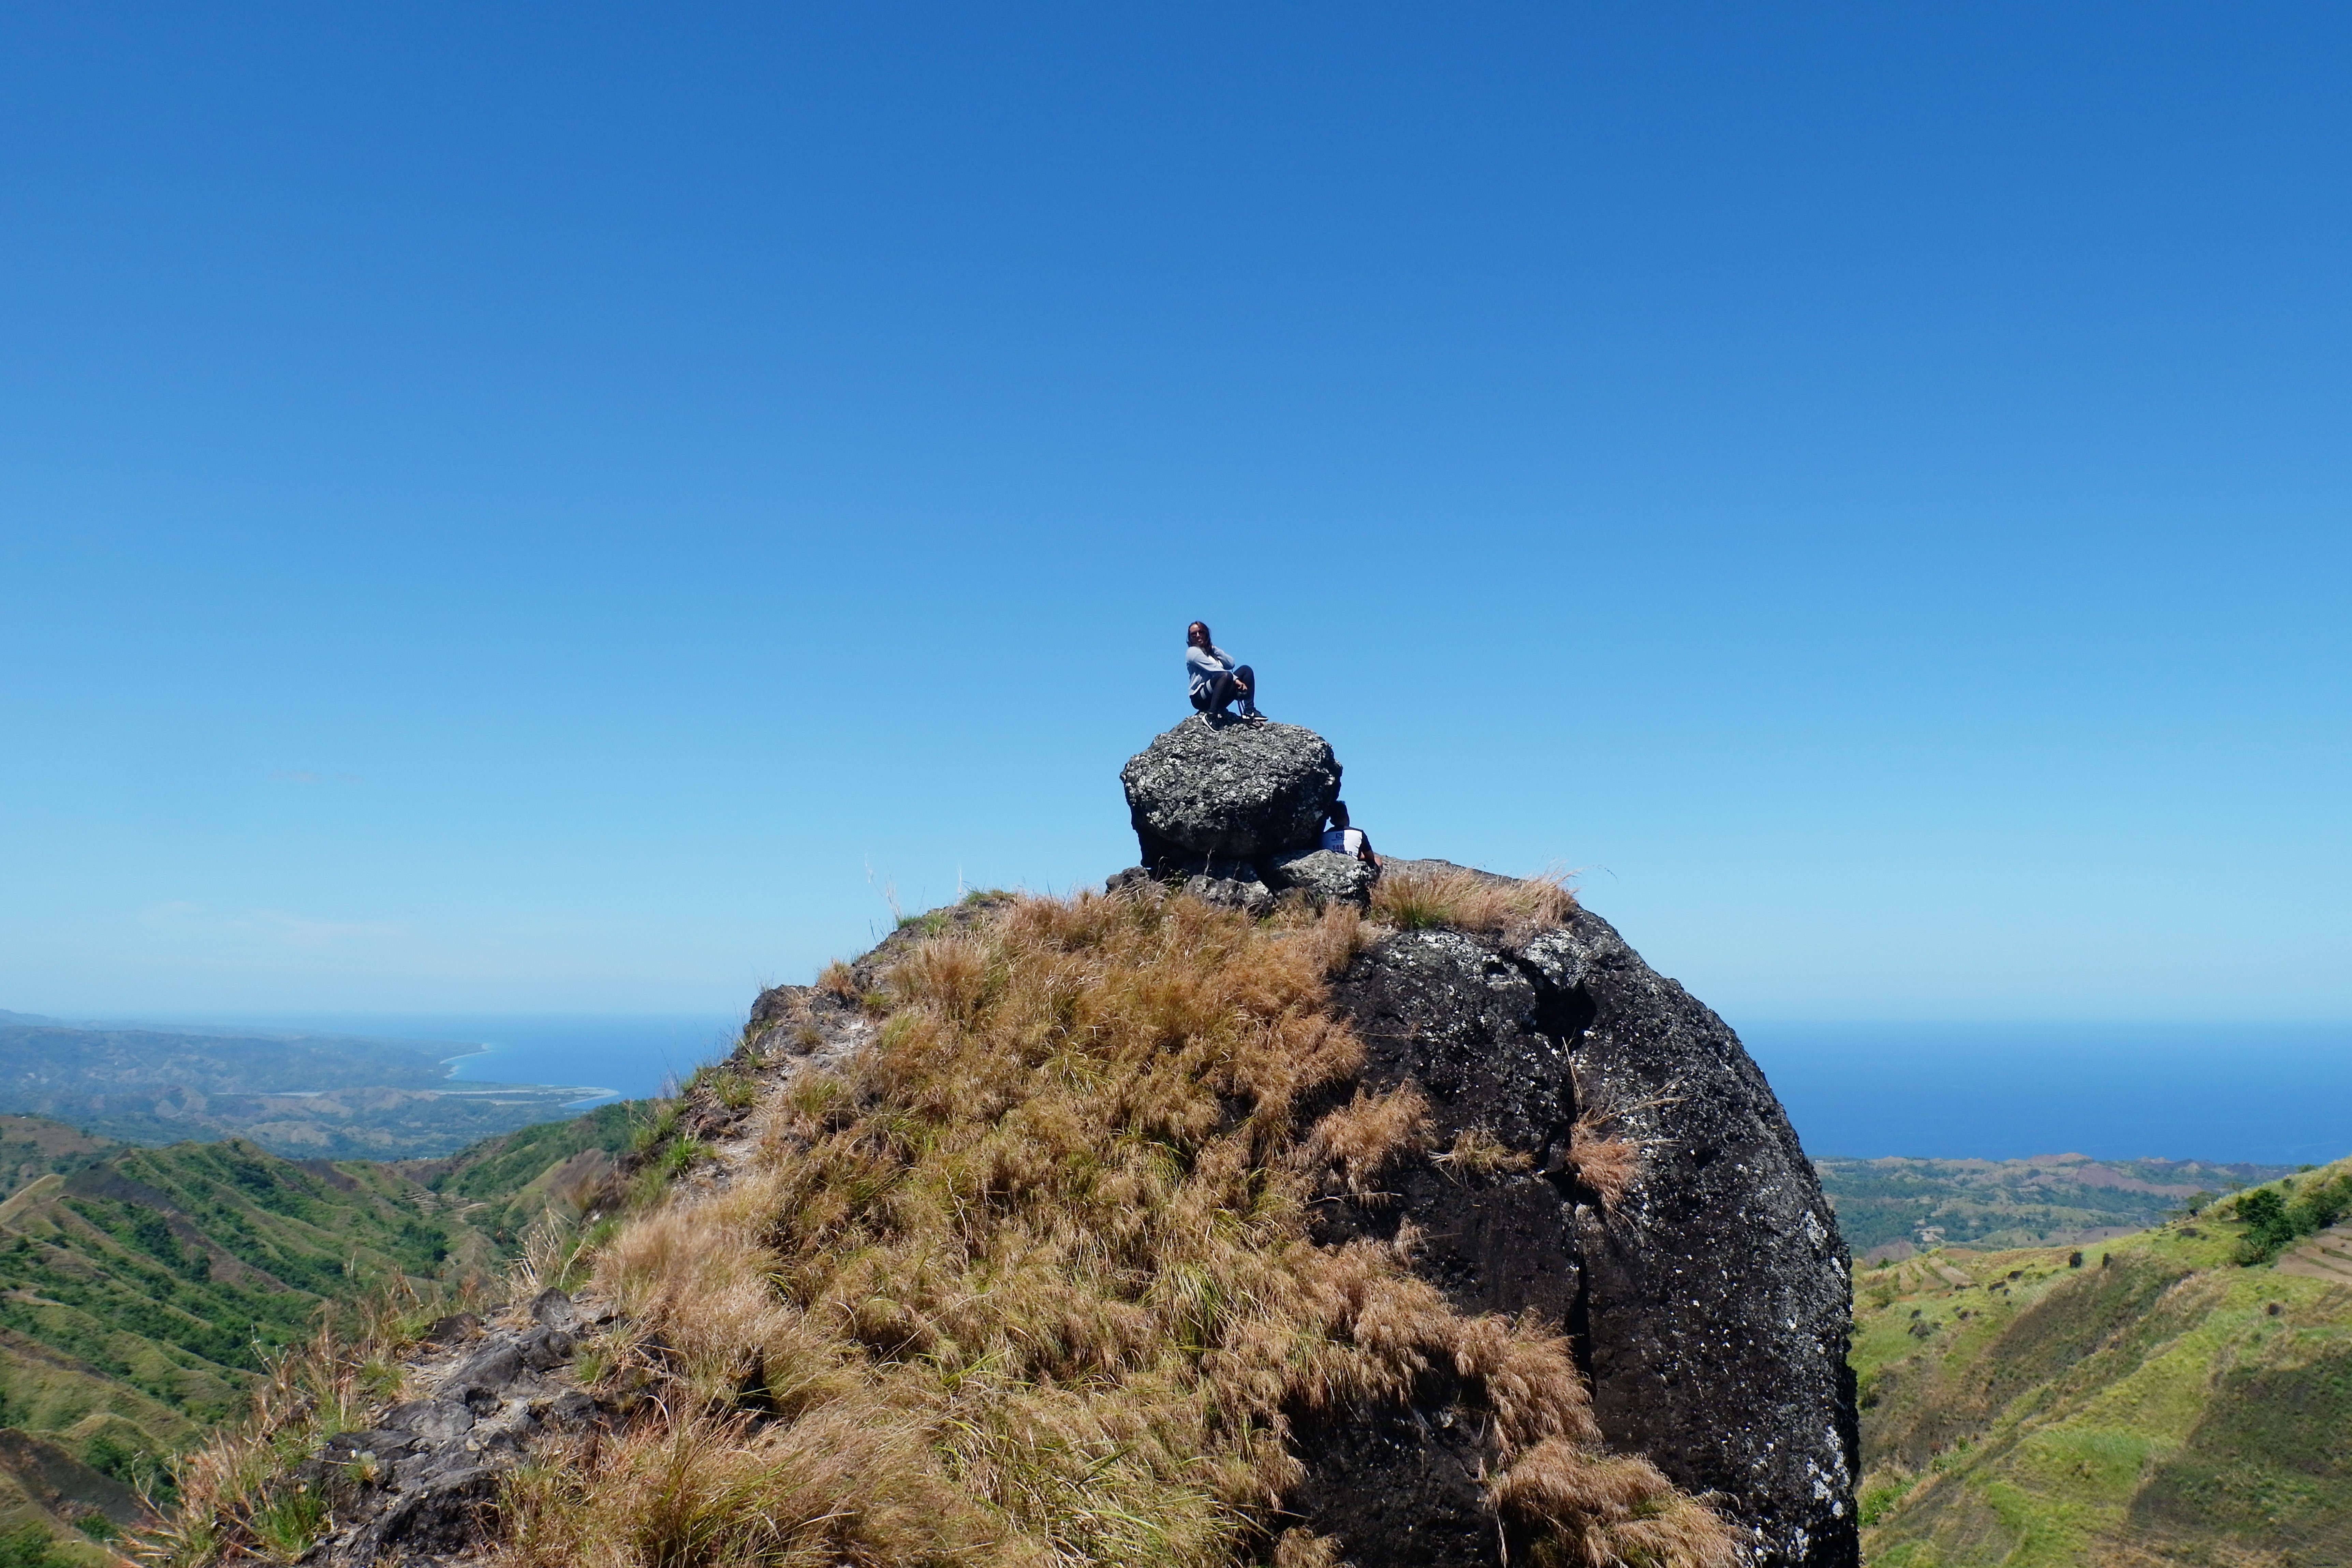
[{"xmin": 6, "ymin": 5, "xmax": 2348, "ymax": 1026}]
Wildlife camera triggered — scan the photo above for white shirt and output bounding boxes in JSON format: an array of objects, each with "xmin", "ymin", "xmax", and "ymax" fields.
[{"xmin": 1322, "ymin": 827, "xmax": 1366, "ymax": 856}]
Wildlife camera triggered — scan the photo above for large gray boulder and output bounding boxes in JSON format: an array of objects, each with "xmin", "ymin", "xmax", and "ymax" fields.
[{"xmin": 1121, "ymin": 714, "xmax": 1341, "ymax": 862}]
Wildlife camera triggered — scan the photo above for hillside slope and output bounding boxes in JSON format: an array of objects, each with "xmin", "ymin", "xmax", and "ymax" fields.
[
  {"xmin": 212, "ymin": 874, "xmax": 1859, "ymax": 1568},
  {"xmin": 0, "ymin": 1110, "xmax": 641, "ymax": 1558},
  {"xmin": 1855, "ymin": 1155, "xmax": 2352, "ymax": 1566},
  {"xmin": 0, "ymin": 1120, "xmax": 121, "ymax": 1207}
]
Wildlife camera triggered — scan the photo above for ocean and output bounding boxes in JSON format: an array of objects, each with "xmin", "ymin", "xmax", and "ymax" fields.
[{"xmin": 1737, "ymin": 1021, "xmax": 2352, "ymax": 1165}]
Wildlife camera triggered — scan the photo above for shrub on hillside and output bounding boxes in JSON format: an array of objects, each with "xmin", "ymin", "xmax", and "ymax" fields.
[{"xmin": 2232, "ymin": 1167, "xmax": 2352, "ymax": 1265}]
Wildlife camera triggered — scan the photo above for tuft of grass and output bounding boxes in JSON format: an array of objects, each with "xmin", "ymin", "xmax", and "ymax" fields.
[
  {"xmin": 1493, "ymin": 1442, "xmax": 1741, "ymax": 1568},
  {"xmin": 550, "ymin": 888, "xmax": 1726, "ymax": 1568},
  {"xmin": 1369, "ymin": 865, "xmax": 1576, "ymax": 937},
  {"xmin": 1298, "ymin": 1084, "xmax": 1430, "ymax": 1199},
  {"xmin": 1567, "ymin": 1109, "xmax": 1643, "ymax": 1215},
  {"xmin": 817, "ymin": 961, "xmax": 859, "ymax": 1000},
  {"xmin": 247, "ymin": 1485, "xmax": 326, "ymax": 1560},
  {"xmin": 1432, "ymin": 1125, "xmax": 1537, "ymax": 1182}
]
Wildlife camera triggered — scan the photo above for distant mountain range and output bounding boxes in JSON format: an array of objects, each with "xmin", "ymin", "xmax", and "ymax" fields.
[{"xmin": 0, "ymin": 1013, "xmax": 607, "ymax": 1159}]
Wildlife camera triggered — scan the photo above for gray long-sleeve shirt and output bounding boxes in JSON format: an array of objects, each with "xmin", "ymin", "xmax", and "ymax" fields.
[{"xmin": 1186, "ymin": 643, "xmax": 1237, "ymax": 698}]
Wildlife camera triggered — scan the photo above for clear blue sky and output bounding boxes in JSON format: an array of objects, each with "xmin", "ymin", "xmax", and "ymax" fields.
[{"xmin": 4, "ymin": 3, "xmax": 2347, "ymax": 1023}]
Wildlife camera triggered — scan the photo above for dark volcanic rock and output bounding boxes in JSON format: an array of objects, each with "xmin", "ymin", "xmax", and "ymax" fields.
[
  {"xmin": 1299, "ymin": 901, "xmax": 1858, "ymax": 1568},
  {"xmin": 298, "ymin": 1289, "xmax": 615, "ymax": 1567},
  {"xmin": 1517, "ymin": 914, "xmax": 1858, "ymax": 1568},
  {"xmin": 1286, "ymin": 1377, "xmax": 1496, "ymax": 1568},
  {"xmin": 1121, "ymin": 714, "xmax": 1340, "ymax": 862}
]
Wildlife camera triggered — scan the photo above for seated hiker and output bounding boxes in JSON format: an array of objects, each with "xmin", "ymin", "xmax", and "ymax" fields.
[
  {"xmin": 1185, "ymin": 620, "xmax": 1264, "ymax": 719},
  {"xmin": 1322, "ymin": 800, "xmax": 1378, "ymax": 870}
]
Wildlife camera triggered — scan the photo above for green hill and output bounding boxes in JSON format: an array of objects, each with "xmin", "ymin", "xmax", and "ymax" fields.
[
  {"xmin": 0, "ymin": 1107, "xmax": 644, "ymax": 1557},
  {"xmin": 1855, "ymin": 1153, "xmax": 2352, "ymax": 1566}
]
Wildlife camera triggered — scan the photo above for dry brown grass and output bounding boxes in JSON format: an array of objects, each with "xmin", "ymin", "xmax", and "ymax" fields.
[
  {"xmin": 1298, "ymin": 1083, "xmax": 1430, "ymax": 1198},
  {"xmin": 1494, "ymin": 1440, "xmax": 1743, "ymax": 1568},
  {"xmin": 513, "ymin": 889, "xmax": 1725, "ymax": 1568},
  {"xmin": 1369, "ymin": 864, "xmax": 1577, "ymax": 937}
]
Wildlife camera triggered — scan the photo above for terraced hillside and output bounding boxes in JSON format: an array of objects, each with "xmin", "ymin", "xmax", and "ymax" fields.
[
  {"xmin": 0, "ymin": 1108, "xmax": 642, "ymax": 1558},
  {"xmin": 1855, "ymin": 1154, "xmax": 2352, "ymax": 1566}
]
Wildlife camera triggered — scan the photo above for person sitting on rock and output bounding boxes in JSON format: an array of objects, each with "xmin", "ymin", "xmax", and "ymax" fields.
[
  {"xmin": 1321, "ymin": 800, "xmax": 1378, "ymax": 870},
  {"xmin": 1185, "ymin": 620, "xmax": 1264, "ymax": 720}
]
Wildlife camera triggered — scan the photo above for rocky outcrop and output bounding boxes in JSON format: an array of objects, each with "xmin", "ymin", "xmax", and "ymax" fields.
[
  {"xmin": 1302, "ymin": 883, "xmax": 1858, "ymax": 1568},
  {"xmin": 1263, "ymin": 846, "xmax": 1377, "ymax": 908},
  {"xmin": 1122, "ymin": 714, "xmax": 1340, "ymax": 863},
  {"xmin": 289, "ymin": 1290, "xmax": 611, "ymax": 1566}
]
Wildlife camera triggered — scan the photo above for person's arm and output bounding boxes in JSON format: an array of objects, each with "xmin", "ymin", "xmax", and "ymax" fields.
[{"xmin": 1187, "ymin": 645, "xmax": 1232, "ymax": 677}]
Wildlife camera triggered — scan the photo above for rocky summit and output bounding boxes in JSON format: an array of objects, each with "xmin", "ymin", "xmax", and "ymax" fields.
[{"xmin": 1116, "ymin": 716, "xmax": 1858, "ymax": 1564}]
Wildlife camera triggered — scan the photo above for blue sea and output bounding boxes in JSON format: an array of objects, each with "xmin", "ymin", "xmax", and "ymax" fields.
[{"xmin": 1737, "ymin": 1021, "xmax": 2352, "ymax": 1166}]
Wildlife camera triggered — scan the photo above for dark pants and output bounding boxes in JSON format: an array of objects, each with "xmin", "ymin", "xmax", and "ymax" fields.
[{"xmin": 1191, "ymin": 664, "xmax": 1258, "ymax": 716}]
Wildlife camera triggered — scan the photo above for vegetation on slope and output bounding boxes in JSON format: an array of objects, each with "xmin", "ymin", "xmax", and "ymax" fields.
[
  {"xmin": 1854, "ymin": 1154, "xmax": 2352, "ymax": 1566},
  {"xmin": 515, "ymin": 886, "xmax": 1733, "ymax": 1568},
  {"xmin": 2230, "ymin": 1163, "xmax": 2352, "ymax": 1266}
]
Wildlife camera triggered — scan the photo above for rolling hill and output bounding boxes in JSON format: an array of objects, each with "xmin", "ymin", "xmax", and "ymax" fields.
[
  {"xmin": 0, "ymin": 1106, "xmax": 643, "ymax": 1558},
  {"xmin": 1855, "ymin": 1154, "xmax": 2352, "ymax": 1566}
]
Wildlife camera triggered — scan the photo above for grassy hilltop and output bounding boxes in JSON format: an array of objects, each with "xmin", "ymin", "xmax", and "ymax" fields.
[{"xmin": 1855, "ymin": 1154, "xmax": 2352, "ymax": 1566}]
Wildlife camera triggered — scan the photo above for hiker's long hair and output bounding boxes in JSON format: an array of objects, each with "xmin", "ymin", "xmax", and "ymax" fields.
[{"xmin": 1187, "ymin": 621, "xmax": 1212, "ymax": 649}]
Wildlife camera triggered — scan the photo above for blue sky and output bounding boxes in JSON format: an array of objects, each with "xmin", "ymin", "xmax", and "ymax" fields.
[{"xmin": 3, "ymin": 3, "xmax": 2347, "ymax": 1021}]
